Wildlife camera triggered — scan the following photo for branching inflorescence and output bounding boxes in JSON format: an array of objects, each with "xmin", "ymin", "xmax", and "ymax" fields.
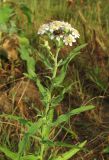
[{"xmin": 38, "ymin": 21, "xmax": 80, "ymax": 46}]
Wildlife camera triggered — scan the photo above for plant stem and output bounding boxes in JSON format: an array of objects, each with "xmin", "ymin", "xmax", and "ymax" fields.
[
  {"xmin": 52, "ymin": 47, "xmax": 60, "ymax": 79},
  {"xmin": 40, "ymin": 47, "xmax": 60, "ymax": 159}
]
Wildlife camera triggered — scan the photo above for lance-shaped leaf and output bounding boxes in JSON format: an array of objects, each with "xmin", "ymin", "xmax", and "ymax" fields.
[
  {"xmin": 51, "ymin": 140, "xmax": 87, "ymax": 160},
  {"xmin": 36, "ymin": 78, "xmax": 46, "ymax": 97},
  {"xmin": 72, "ymin": 43, "xmax": 87, "ymax": 53},
  {"xmin": 42, "ymin": 139, "xmax": 76, "ymax": 148},
  {"xmin": 53, "ymin": 63, "xmax": 68, "ymax": 87},
  {"xmin": 52, "ymin": 105, "xmax": 95, "ymax": 126},
  {"xmin": 59, "ymin": 43, "xmax": 87, "ymax": 67}
]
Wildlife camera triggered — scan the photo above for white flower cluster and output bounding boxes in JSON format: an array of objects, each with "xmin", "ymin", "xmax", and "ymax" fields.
[{"xmin": 38, "ymin": 21, "xmax": 80, "ymax": 46}]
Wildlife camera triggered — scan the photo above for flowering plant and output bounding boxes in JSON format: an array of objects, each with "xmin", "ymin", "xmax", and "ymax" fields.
[
  {"xmin": 17, "ymin": 21, "xmax": 94, "ymax": 160},
  {"xmin": 0, "ymin": 21, "xmax": 95, "ymax": 160}
]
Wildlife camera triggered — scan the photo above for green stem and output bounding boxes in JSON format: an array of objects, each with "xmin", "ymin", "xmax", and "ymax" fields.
[
  {"xmin": 40, "ymin": 108, "xmax": 54, "ymax": 159},
  {"xmin": 40, "ymin": 47, "xmax": 60, "ymax": 159},
  {"xmin": 52, "ymin": 47, "xmax": 60, "ymax": 79}
]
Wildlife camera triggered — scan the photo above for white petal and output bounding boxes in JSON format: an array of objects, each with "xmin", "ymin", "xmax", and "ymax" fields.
[
  {"xmin": 50, "ymin": 35, "xmax": 54, "ymax": 39},
  {"xmin": 65, "ymin": 42, "xmax": 68, "ymax": 45},
  {"xmin": 69, "ymin": 43, "xmax": 72, "ymax": 46}
]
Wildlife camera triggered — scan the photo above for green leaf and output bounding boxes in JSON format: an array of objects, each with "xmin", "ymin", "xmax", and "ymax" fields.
[
  {"xmin": 18, "ymin": 133, "xmax": 29, "ymax": 158},
  {"xmin": 28, "ymin": 118, "xmax": 44, "ymax": 135},
  {"xmin": 0, "ymin": 5, "xmax": 13, "ymax": 24},
  {"xmin": 52, "ymin": 105, "xmax": 95, "ymax": 126},
  {"xmin": 0, "ymin": 145, "xmax": 17, "ymax": 160},
  {"xmin": 18, "ymin": 118, "xmax": 44, "ymax": 157},
  {"xmin": 52, "ymin": 140, "xmax": 87, "ymax": 160},
  {"xmin": 60, "ymin": 44, "xmax": 87, "ymax": 67},
  {"xmin": 19, "ymin": 41, "xmax": 36, "ymax": 79},
  {"xmin": 36, "ymin": 78, "xmax": 47, "ymax": 97},
  {"xmin": 42, "ymin": 140, "xmax": 75, "ymax": 148},
  {"xmin": 53, "ymin": 64, "xmax": 68, "ymax": 87},
  {"xmin": 36, "ymin": 78, "xmax": 51, "ymax": 105},
  {"xmin": 72, "ymin": 43, "xmax": 87, "ymax": 53},
  {"xmin": 27, "ymin": 56, "xmax": 36, "ymax": 78}
]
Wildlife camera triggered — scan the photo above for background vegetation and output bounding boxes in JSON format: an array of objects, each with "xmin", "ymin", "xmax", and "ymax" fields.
[{"xmin": 0, "ymin": 0, "xmax": 109, "ymax": 159}]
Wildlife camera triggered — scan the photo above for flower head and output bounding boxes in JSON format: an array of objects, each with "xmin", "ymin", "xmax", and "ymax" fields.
[{"xmin": 38, "ymin": 21, "xmax": 80, "ymax": 46}]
